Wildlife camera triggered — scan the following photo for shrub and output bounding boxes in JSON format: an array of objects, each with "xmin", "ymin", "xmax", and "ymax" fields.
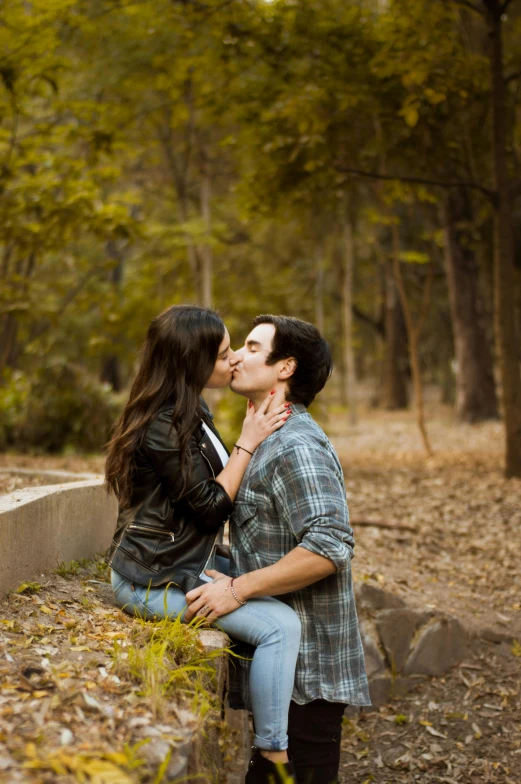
[{"xmin": 0, "ymin": 363, "xmax": 121, "ymax": 453}]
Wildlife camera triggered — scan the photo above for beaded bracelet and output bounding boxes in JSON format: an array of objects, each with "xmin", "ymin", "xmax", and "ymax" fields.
[{"xmin": 228, "ymin": 578, "xmax": 247, "ymax": 606}]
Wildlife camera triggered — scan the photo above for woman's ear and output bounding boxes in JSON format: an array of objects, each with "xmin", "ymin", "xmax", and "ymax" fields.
[{"xmin": 278, "ymin": 357, "xmax": 297, "ymax": 380}]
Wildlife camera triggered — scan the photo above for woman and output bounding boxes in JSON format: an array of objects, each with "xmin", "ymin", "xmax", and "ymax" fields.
[{"xmin": 105, "ymin": 304, "xmax": 299, "ymax": 784}]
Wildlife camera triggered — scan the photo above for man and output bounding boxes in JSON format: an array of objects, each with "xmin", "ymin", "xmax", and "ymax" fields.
[{"xmin": 186, "ymin": 315, "xmax": 370, "ymax": 784}]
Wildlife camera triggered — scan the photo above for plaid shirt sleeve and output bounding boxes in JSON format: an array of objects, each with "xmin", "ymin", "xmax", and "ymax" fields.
[{"xmin": 273, "ymin": 442, "xmax": 354, "ymax": 571}]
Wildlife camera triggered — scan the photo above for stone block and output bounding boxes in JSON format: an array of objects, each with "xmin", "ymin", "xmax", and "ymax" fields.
[
  {"xmin": 0, "ymin": 479, "xmax": 117, "ymax": 596},
  {"xmin": 376, "ymin": 609, "xmax": 431, "ymax": 673},
  {"xmin": 403, "ymin": 617, "xmax": 468, "ymax": 677},
  {"xmin": 368, "ymin": 675, "xmax": 425, "ymax": 708},
  {"xmin": 224, "ymin": 708, "xmax": 252, "ymax": 784},
  {"xmin": 479, "ymin": 627, "xmax": 514, "ymax": 644},
  {"xmin": 356, "ymin": 582, "xmax": 406, "ymax": 613},
  {"xmin": 360, "ymin": 621, "xmax": 386, "ymax": 678},
  {"xmin": 198, "ymin": 629, "xmax": 230, "ymax": 696}
]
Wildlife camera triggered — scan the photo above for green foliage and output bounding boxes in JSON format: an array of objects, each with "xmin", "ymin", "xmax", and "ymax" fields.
[
  {"xmin": 55, "ymin": 560, "xmax": 83, "ymax": 579},
  {"xmin": 15, "ymin": 581, "xmax": 42, "ymax": 595},
  {"xmin": 0, "ymin": 364, "xmax": 120, "ymax": 453},
  {"xmin": 0, "ymin": 0, "xmax": 518, "ymax": 453}
]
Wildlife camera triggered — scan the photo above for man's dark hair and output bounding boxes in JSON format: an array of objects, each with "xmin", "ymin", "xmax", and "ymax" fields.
[{"xmin": 252, "ymin": 314, "xmax": 333, "ymax": 407}]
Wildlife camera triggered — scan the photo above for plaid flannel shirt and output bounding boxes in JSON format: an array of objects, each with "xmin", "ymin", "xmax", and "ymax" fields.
[{"xmin": 228, "ymin": 403, "xmax": 371, "ymax": 708}]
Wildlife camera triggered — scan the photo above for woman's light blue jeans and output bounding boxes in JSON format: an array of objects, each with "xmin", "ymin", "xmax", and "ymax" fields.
[{"xmin": 110, "ymin": 567, "xmax": 301, "ymax": 751}]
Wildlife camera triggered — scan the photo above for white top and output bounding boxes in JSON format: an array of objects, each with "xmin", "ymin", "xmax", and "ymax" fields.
[
  {"xmin": 199, "ymin": 422, "xmax": 229, "ymax": 583},
  {"xmin": 201, "ymin": 421, "xmax": 229, "ymax": 468}
]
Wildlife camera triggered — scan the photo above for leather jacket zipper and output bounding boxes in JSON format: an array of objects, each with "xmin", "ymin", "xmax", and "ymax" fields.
[
  {"xmin": 198, "ymin": 441, "xmax": 221, "ymax": 576},
  {"xmin": 128, "ymin": 524, "xmax": 175, "ymax": 542}
]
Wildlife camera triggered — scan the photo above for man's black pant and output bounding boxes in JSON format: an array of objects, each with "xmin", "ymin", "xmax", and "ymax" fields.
[{"xmin": 288, "ymin": 699, "xmax": 347, "ymax": 784}]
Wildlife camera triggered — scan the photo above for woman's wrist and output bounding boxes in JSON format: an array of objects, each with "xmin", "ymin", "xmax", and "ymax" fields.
[
  {"xmin": 233, "ymin": 443, "xmax": 255, "ymax": 457},
  {"xmin": 237, "ymin": 435, "xmax": 258, "ymax": 453}
]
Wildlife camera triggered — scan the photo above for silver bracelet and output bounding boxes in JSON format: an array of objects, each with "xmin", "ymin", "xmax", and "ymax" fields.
[{"xmin": 229, "ymin": 578, "xmax": 247, "ymax": 606}]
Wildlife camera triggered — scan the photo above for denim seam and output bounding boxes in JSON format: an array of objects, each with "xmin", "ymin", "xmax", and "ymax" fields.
[{"xmin": 131, "ymin": 585, "xmax": 153, "ymax": 614}]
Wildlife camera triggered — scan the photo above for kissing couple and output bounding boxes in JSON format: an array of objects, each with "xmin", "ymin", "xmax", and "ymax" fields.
[{"xmin": 106, "ymin": 304, "xmax": 370, "ymax": 784}]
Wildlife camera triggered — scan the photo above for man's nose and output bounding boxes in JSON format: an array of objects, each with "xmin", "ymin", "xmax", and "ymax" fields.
[
  {"xmin": 229, "ymin": 348, "xmax": 241, "ymax": 366},
  {"xmin": 233, "ymin": 347, "xmax": 245, "ymax": 362}
]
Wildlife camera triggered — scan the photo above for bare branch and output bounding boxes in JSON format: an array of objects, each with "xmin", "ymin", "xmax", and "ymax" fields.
[
  {"xmin": 449, "ymin": 0, "xmax": 485, "ymax": 15},
  {"xmin": 506, "ymin": 69, "xmax": 521, "ymax": 84},
  {"xmin": 351, "ymin": 518, "xmax": 418, "ymax": 533},
  {"xmin": 352, "ymin": 306, "xmax": 385, "ymax": 338},
  {"xmin": 500, "ymin": 0, "xmax": 514, "ymax": 13},
  {"xmin": 335, "ymin": 164, "xmax": 496, "ymax": 202}
]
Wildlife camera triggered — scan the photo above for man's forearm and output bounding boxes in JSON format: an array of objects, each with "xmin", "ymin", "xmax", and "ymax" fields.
[{"xmin": 233, "ymin": 546, "xmax": 336, "ymax": 600}]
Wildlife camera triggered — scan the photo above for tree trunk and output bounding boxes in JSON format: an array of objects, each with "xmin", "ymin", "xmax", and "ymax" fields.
[
  {"xmin": 200, "ymin": 160, "xmax": 213, "ymax": 308},
  {"xmin": 383, "ymin": 261, "xmax": 409, "ymax": 410},
  {"xmin": 442, "ymin": 189, "xmax": 498, "ymax": 422},
  {"xmin": 392, "ymin": 225, "xmax": 433, "ymax": 456},
  {"xmin": 0, "ymin": 313, "xmax": 18, "ymax": 378},
  {"xmin": 314, "ymin": 244, "xmax": 325, "ymax": 336},
  {"xmin": 485, "ymin": 0, "xmax": 521, "ymax": 476},
  {"xmin": 100, "ymin": 240, "xmax": 125, "ymax": 392},
  {"xmin": 342, "ymin": 210, "xmax": 357, "ymax": 425}
]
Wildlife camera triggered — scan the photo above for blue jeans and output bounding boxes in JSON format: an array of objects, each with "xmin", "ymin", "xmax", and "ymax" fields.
[{"xmin": 111, "ymin": 568, "xmax": 301, "ymax": 751}]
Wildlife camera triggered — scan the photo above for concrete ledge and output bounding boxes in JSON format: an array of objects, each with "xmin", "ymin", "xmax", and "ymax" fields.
[{"xmin": 0, "ymin": 479, "xmax": 117, "ymax": 596}]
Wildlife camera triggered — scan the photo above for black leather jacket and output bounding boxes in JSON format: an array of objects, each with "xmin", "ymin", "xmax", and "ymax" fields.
[{"xmin": 107, "ymin": 402, "xmax": 233, "ymax": 593}]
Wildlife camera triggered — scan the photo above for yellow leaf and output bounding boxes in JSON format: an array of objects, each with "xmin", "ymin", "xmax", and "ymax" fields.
[
  {"xmin": 40, "ymin": 606, "xmax": 53, "ymax": 615},
  {"xmin": 22, "ymin": 760, "xmax": 46, "ymax": 769},
  {"xmin": 419, "ymin": 720, "xmax": 433, "ymax": 726},
  {"xmin": 82, "ymin": 759, "xmax": 133, "ymax": 783},
  {"xmin": 511, "ymin": 639, "xmax": 521, "ymax": 657},
  {"xmin": 32, "ymin": 690, "xmax": 48, "ymax": 698},
  {"xmin": 25, "ymin": 743, "xmax": 38, "ymax": 758},
  {"xmin": 70, "ymin": 646, "xmax": 91, "ymax": 652},
  {"xmin": 103, "ymin": 752, "xmax": 129, "ymax": 767},
  {"xmin": 424, "ymin": 88, "xmax": 446, "ymax": 105},
  {"xmin": 404, "ymin": 105, "xmax": 419, "ymax": 128}
]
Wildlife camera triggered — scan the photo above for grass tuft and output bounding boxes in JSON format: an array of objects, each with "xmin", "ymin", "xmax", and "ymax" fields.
[{"xmin": 112, "ymin": 606, "xmax": 231, "ymax": 721}]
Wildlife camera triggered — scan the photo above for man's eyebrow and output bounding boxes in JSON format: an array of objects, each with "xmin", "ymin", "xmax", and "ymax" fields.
[
  {"xmin": 246, "ymin": 339, "xmax": 262, "ymax": 348},
  {"xmin": 219, "ymin": 343, "xmax": 230, "ymax": 356}
]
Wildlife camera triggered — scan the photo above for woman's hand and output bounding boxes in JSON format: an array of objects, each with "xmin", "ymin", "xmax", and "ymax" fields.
[{"xmin": 237, "ymin": 394, "xmax": 291, "ymax": 453}]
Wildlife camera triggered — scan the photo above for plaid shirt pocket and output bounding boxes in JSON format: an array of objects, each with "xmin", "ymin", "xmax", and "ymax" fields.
[{"xmin": 231, "ymin": 502, "xmax": 258, "ymax": 553}]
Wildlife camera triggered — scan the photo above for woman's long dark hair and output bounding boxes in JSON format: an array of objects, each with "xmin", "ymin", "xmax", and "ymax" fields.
[{"xmin": 105, "ymin": 304, "xmax": 225, "ymax": 508}]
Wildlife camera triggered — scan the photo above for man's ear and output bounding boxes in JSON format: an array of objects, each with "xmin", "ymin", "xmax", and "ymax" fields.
[{"xmin": 278, "ymin": 357, "xmax": 297, "ymax": 380}]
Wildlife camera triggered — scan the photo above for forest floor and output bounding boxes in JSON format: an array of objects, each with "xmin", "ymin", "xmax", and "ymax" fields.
[
  {"xmin": 328, "ymin": 407, "xmax": 521, "ymax": 784},
  {"xmin": 1, "ymin": 406, "xmax": 520, "ymax": 782}
]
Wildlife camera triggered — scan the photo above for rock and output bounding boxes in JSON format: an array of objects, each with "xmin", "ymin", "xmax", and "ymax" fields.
[
  {"xmin": 224, "ymin": 708, "xmax": 252, "ymax": 784},
  {"xmin": 404, "ymin": 618, "xmax": 467, "ymax": 677},
  {"xmin": 376, "ymin": 609, "xmax": 431, "ymax": 673},
  {"xmin": 356, "ymin": 583, "xmax": 406, "ymax": 613},
  {"xmin": 360, "ymin": 621, "xmax": 386, "ymax": 678},
  {"xmin": 198, "ymin": 629, "xmax": 229, "ymax": 696},
  {"xmin": 135, "ymin": 726, "xmax": 192, "ymax": 781},
  {"xmin": 479, "ymin": 627, "xmax": 514, "ymax": 644},
  {"xmin": 368, "ymin": 675, "xmax": 425, "ymax": 708},
  {"xmin": 368, "ymin": 675, "xmax": 393, "ymax": 707}
]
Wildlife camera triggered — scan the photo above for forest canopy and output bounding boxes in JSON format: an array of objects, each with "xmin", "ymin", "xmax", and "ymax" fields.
[{"xmin": 0, "ymin": 0, "xmax": 520, "ymax": 475}]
